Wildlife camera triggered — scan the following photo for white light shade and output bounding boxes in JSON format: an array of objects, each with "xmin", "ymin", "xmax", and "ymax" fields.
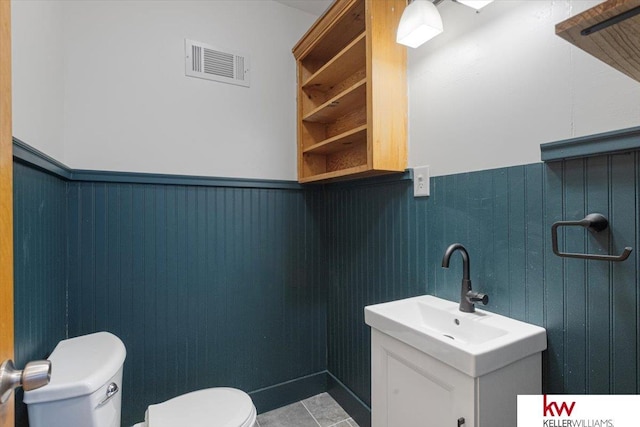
[
  {"xmin": 396, "ymin": 0, "xmax": 443, "ymax": 48},
  {"xmin": 455, "ymin": 0, "xmax": 494, "ymax": 10}
]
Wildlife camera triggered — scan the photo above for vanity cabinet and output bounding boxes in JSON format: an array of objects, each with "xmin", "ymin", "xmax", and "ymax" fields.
[
  {"xmin": 292, "ymin": 0, "xmax": 407, "ymax": 183},
  {"xmin": 556, "ymin": 0, "xmax": 640, "ymax": 83},
  {"xmin": 371, "ymin": 329, "xmax": 541, "ymax": 427}
]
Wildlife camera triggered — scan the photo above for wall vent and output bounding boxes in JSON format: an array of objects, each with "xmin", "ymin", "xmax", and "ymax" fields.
[{"xmin": 185, "ymin": 39, "xmax": 250, "ymax": 88}]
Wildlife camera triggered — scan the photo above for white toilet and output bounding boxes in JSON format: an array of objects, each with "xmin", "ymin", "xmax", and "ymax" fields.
[{"xmin": 23, "ymin": 332, "xmax": 257, "ymax": 427}]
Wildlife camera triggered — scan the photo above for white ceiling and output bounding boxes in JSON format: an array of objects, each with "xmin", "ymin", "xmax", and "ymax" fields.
[{"xmin": 274, "ymin": 0, "xmax": 333, "ymax": 16}]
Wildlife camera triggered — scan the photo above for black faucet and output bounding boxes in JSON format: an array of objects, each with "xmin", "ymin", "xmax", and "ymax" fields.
[{"xmin": 441, "ymin": 243, "xmax": 488, "ymax": 313}]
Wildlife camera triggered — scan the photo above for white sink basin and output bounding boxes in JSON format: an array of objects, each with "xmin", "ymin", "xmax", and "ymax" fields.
[{"xmin": 364, "ymin": 295, "xmax": 547, "ymax": 377}]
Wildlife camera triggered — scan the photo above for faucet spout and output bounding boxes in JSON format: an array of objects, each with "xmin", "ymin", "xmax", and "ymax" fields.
[
  {"xmin": 442, "ymin": 243, "xmax": 488, "ymax": 313},
  {"xmin": 441, "ymin": 243, "xmax": 470, "ymax": 281}
]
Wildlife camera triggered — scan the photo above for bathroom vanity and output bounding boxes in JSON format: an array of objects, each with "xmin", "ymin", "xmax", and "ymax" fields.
[{"xmin": 365, "ymin": 295, "xmax": 547, "ymax": 427}]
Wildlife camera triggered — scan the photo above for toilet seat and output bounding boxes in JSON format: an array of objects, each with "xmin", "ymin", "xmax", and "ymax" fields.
[{"xmin": 145, "ymin": 387, "xmax": 256, "ymax": 427}]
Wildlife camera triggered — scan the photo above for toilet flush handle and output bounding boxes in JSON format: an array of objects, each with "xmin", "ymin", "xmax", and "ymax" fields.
[
  {"xmin": 97, "ymin": 382, "xmax": 119, "ymax": 408},
  {"xmin": 0, "ymin": 359, "xmax": 51, "ymax": 404}
]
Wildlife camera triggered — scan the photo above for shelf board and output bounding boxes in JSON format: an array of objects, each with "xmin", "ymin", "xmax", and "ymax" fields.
[
  {"xmin": 556, "ymin": 0, "xmax": 640, "ymax": 83},
  {"xmin": 299, "ymin": 164, "xmax": 370, "ymax": 183},
  {"xmin": 303, "ymin": 125, "xmax": 367, "ymax": 155},
  {"xmin": 302, "ymin": 32, "xmax": 366, "ymax": 92},
  {"xmin": 302, "ymin": 79, "xmax": 366, "ymax": 123},
  {"xmin": 293, "ymin": 0, "xmax": 365, "ymax": 63}
]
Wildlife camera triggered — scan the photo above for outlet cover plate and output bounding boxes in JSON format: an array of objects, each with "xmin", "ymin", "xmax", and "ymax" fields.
[{"xmin": 413, "ymin": 166, "xmax": 430, "ymax": 197}]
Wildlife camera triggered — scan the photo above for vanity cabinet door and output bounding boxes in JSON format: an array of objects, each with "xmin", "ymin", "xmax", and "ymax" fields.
[{"xmin": 371, "ymin": 330, "xmax": 475, "ymax": 427}]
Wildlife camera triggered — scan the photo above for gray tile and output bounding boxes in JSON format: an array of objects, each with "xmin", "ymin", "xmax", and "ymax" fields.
[
  {"xmin": 328, "ymin": 422, "xmax": 351, "ymax": 427},
  {"xmin": 301, "ymin": 393, "xmax": 350, "ymax": 427},
  {"xmin": 257, "ymin": 401, "xmax": 319, "ymax": 427},
  {"xmin": 347, "ymin": 418, "xmax": 360, "ymax": 427}
]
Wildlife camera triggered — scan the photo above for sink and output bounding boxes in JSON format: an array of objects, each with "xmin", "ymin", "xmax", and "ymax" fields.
[{"xmin": 364, "ymin": 295, "xmax": 547, "ymax": 377}]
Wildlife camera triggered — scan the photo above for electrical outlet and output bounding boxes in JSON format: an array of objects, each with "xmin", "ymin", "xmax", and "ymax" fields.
[{"xmin": 413, "ymin": 166, "xmax": 430, "ymax": 197}]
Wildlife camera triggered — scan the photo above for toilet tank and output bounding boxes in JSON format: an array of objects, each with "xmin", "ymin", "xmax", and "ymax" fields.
[{"xmin": 23, "ymin": 332, "xmax": 127, "ymax": 427}]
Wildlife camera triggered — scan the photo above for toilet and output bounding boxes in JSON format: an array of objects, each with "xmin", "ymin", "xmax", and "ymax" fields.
[{"xmin": 23, "ymin": 332, "xmax": 257, "ymax": 427}]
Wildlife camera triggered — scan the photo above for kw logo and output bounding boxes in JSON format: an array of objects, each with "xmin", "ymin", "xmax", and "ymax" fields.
[{"xmin": 543, "ymin": 395, "xmax": 576, "ymax": 417}]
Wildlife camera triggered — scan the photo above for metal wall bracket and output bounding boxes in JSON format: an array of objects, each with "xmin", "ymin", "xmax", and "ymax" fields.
[
  {"xmin": 580, "ymin": 5, "xmax": 640, "ymax": 36},
  {"xmin": 551, "ymin": 213, "xmax": 633, "ymax": 262}
]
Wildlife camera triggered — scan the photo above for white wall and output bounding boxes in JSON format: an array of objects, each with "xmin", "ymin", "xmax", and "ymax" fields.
[
  {"xmin": 409, "ymin": 0, "xmax": 640, "ymax": 177},
  {"xmin": 61, "ymin": 1, "xmax": 315, "ymax": 180},
  {"xmin": 12, "ymin": 0, "xmax": 640, "ymax": 180},
  {"xmin": 12, "ymin": 0, "xmax": 65, "ymax": 161},
  {"xmin": 12, "ymin": 0, "xmax": 316, "ymax": 180}
]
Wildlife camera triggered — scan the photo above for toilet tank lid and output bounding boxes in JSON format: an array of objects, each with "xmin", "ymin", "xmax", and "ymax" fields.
[{"xmin": 23, "ymin": 332, "xmax": 126, "ymax": 404}]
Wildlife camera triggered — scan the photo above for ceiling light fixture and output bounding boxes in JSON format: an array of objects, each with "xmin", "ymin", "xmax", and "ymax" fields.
[
  {"xmin": 454, "ymin": 0, "xmax": 494, "ymax": 10},
  {"xmin": 396, "ymin": 0, "xmax": 444, "ymax": 48}
]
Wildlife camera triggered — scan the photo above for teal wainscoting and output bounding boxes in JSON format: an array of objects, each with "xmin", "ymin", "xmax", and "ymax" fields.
[
  {"xmin": 65, "ymin": 180, "xmax": 326, "ymax": 426},
  {"xmin": 13, "ymin": 160, "xmax": 68, "ymax": 427},
  {"xmin": 12, "ymin": 140, "xmax": 327, "ymax": 427},
  {"xmin": 324, "ymin": 177, "xmax": 426, "ymax": 406},
  {"xmin": 13, "ymin": 136, "xmax": 640, "ymax": 427},
  {"xmin": 325, "ymin": 152, "xmax": 640, "ymax": 409}
]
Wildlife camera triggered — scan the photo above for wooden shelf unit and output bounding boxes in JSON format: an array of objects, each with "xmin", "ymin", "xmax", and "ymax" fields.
[
  {"xmin": 556, "ymin": 0, "xmax": 640, "ymax": 83},
  {"xmin": 293, "ymin": 0, "xmax": 407, "ymax": 183}
]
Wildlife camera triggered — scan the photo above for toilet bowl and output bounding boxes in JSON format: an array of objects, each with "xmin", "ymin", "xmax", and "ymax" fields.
[{"xmin": 23, "ymin": 332, "xmax": 257, "ymax": 427}]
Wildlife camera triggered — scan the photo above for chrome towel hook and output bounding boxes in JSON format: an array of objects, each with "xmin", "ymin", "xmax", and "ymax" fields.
[{"xmin": 551, "ymin": 213, "xmax": 632, "ymax": 262}]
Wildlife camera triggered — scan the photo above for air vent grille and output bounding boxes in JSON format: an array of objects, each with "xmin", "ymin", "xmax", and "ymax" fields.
[
  {"xmin": 192, "ymin": 45, "xmax": 202, "ymax": 73},
  {"xmin": 185, "ymin": 39, "xmax": 250, "ymax": 88}
]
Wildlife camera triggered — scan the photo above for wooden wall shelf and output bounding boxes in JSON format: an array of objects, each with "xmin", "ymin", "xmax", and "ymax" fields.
[
  {"xmin": 302, "ymin": 33, "xmax": 366, "ymax": 91},
  {"xmin": 302, "ymin": 80, "xmax": 366, "ymax": 123},
  {"xmin": 303, "ymin": 125, "xmax": 368, "ymax": 155},
  {"xmin": 556, "ymin": 0, "xmax": 640, "ymax": 83},
  {"xmin": 292, "ymin": 0, "xmax": 407, "ymax": 183}
]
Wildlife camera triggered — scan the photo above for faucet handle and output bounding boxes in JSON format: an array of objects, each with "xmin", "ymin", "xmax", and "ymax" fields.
[{"xmin": 466, "ymin": 291, "xmax": 488, "ymax": 306}]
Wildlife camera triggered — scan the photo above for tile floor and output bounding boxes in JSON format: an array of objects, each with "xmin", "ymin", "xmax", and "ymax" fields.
[{"xmin": 256, "ymin": 392, "xmax": 360, "ymax": 427}]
